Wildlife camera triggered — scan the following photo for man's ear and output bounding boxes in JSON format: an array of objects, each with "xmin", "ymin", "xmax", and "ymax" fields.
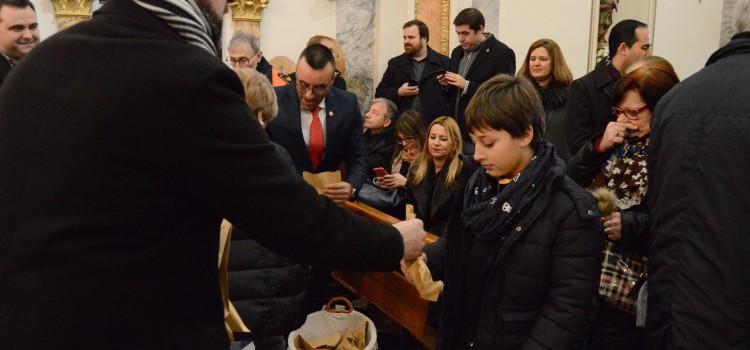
[
  {"xmin": 384, "ymin": 118, "xmax": 392, "ymax": 128},
  {"xmin": 617, "ymin": 42, "xmax": 629, "ymax": 56}
]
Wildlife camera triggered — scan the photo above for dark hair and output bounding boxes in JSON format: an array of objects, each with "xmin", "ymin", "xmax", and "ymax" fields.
[
  {"xmin": 465, "ymin": 74, "xmax": 545, "ymax": 148},
  {"xmin": 612, "ymin": 56, "xmax": 680, "ymax": 111},
  {"xmin": 299, "ymin": 44, "xmax": 336, "ymax": 71},
  {"xmin": 453, "ymin": 8, "xmax": 484, "ymax": 32},
  {"xmin": 395, "ymin": 109, "xmax": 427, "ymax": 146},
  {"xmin": 0, "ymin": 0, "xmax": 35, "ymax": 12},
  {"xmin": 403, "ymin": 19, "xmax": 429, "ymax": 41},
  {"xmin": 608, "ymin": 19, "xmax": 647, "ymax": 59}
]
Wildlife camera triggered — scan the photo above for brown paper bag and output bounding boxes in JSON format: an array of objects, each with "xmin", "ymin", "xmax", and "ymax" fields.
[
  {"xmin": 303, "ymin": 171, "xmax": 342, "ymax": 193},
  {"xmin": 402, "ymin": 258, "xmax": 444, "ymax": 302}
]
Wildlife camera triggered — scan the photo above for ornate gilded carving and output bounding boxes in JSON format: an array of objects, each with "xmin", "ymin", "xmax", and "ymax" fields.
[
  {"xmin": 50, "ymin": 0, "xmax": 93, "ymax": 17},
  {"xmin": 415, "ymin": 0, "xmax": 451, "ymax": 56},
  {"xmin": 230, "ymin": 0, "xmax": 269, "ymax": 22}
]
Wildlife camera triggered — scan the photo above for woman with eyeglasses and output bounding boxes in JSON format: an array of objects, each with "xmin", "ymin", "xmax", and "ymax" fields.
[
  {"xmin": 371, "ymin": 110, "xmax": 426, "ymax": 219},
  {"xmin": 567, "ymin": 56, "xmax": 680, "ymax": 350},
  {"xmin": 405, "ymin": 116, "xmax": 473, "ymax": 237}
]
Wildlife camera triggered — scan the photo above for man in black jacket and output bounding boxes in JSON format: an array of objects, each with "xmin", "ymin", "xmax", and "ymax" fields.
[
  {"xmin": 0, "ymin": 0, "xmax": 426, "ymax": 348},
  {"xmin": 646, "ymin": 2, "xmax": 750, "ymax": 348},
  {"xmin": 226, "ymin": 31, "xmax": 274, "ymax": 83},
  {"xmin": 375, "ymin": 19, "xmax": 449, "ymax": 125},
  {"xmin": 566, "ymin": 19, "xmax": 651, "ymax": 156},
  {"xmin": 0, "ymin": 0, "xmax": 38, "ymax": 86},
  {"xmin": 439, "ymin": 7, "xmax": 515, "ymax": 153}
]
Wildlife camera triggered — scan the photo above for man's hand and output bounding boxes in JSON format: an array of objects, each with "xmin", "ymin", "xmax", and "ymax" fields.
[
  {"xmin": 393, "ymin": 219, "xmax": 426, "ymax": 261},
  {"xmin": 440, "ymin": 71, "xmax": 467, "ymax": 89},
  {"xmin": 397, "ymin": 82, "xmax": 419, "ymax": 97},
  {"xmin": 322, "ymin": 181, "xmax": 353, "ymax": 204}
]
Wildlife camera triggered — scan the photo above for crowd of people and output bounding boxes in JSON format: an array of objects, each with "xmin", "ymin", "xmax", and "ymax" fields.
[{"xmin": 1, "ymin": 0, "xmax": 749, "ymax": 349}]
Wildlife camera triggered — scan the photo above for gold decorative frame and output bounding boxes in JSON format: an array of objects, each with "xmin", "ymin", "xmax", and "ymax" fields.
[
  {"xmin": 230, "ymin": 0, "xmax": 269, "ymax": 22},
  {"xmin": 415, "ymin": 0, "xmax": 451, "ymax": 56},
  {"xmin": 50, "ymin": 0, "xmax": 93, "ymax": 17}
]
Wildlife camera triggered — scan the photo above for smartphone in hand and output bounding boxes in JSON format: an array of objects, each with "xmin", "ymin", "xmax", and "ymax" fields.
[{"xmin": 373, "ymin": 167, "xmax": 389, "ymax": 178}]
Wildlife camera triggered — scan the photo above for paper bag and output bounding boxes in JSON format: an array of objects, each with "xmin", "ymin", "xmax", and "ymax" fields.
[
  {"xmin": 402, "ymin": 258, "xmax": 443, "ymax": 302},
  {"xmin": 303, "ymin": 171, "xmax": 342, "ymax": 193}
]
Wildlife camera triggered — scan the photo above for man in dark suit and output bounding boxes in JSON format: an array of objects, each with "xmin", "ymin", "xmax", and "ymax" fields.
[
  {"xmin": 375, "ymin": 19, "xmax": 449, "ymax": 125},
  {"xmin": 0, "ymin": 0, "xmax": 426, "ymax": 348},
  {"xmin": 0, "ymin": 0, "xmax": 38, "ymax": 86},
  {"xmin": 267, "ymin": 44, "xmax": 368, "ymax": 204},
  {"xmin": 439, "ymin": 7, "xmax": 515, "ymax": 153},
  {"xmin": 566, "ymin": 19, "xmax": 651, "ymax": 156}
]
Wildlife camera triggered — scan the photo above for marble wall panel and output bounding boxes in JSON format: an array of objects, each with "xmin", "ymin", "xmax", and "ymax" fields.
[
  {"xmin": 721, "ymin": 0, "xmax": 738, "ymax": 46},
  {"xmin": 337, "ymin": 0, "xmax": 376, "ymax": 113},
  {"xmin": 472, "ymin": 0, "xmax": 498, "ymax": 35}
]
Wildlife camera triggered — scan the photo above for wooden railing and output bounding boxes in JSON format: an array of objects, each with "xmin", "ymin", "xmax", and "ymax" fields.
[{"xmin": 332, "ymin": 201, "xmax": 439, "ymax": 350}]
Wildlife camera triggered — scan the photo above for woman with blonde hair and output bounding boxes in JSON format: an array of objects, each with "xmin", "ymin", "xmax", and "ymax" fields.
[
  {"xmin": 406, "ymin": 116, "xmax": 473, "ymax": 236},
  {"xmin": 517, "ymin": 38, "xmax": 574, "ymax": 161}
]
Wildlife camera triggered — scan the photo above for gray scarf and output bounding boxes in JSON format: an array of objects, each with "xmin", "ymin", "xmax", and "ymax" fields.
[{"xmin": 133, "ymin": 0, "xmax": 218, "ymax": 55}]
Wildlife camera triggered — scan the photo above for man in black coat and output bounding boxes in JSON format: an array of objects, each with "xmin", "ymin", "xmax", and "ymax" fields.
[
  {"xmin": 0, "ymin": 0, "xmax": 38, "ymax": 86},
  {"xmin": 566, "ymin": 19, "xmax": 651, "ymax": 156},
  {"xmin": 267, "ymin": 44, "xmax": 368, "ymax": 204},
  {"xmin": 0, "ymin": 0, "xmax": 426, "ymax": 348},
  {"xmin": 375, "ymin": 19, "xmax": 449, "ymax": 125},
  {"xmin": 438, "ymin": 8, "xmax": 515, "ymax": 152},
  {"xmin": 646, "ymin": 6, "xmax": 750, "ymax": 348}
]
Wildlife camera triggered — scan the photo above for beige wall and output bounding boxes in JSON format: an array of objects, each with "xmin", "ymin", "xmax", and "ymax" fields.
[
  {"xmin": 497, "ymin": 0, "xmax": 594, "ymax": 79},
  {"xmin": 652, "ymin": 0, "xmax": 723, "ymax": 79}
]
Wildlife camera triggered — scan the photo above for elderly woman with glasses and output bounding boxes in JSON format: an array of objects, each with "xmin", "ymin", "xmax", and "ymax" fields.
[{"xmin": 567, "ymin": 56, "xmax": 680, "ymax": 350}]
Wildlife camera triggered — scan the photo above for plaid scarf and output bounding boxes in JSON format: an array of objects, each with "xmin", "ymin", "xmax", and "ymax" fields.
[
  {"xmin": 461, "ymin": 143, "xmax": 556, "ymax": 241},
  {"xmin": 133, "ymin": 0, "xmax": 218, "ymax": 56}
]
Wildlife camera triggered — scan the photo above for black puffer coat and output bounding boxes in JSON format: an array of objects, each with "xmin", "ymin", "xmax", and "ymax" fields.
[
  {"xmin": 227, "ymin": 144, "xmax": 307, "ymax": 337},
  {"xmin": 432, "ymin": 158, "xmax": 604, "ymax": 350}
]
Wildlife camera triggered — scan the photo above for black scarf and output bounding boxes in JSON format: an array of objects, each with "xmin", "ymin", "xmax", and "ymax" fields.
[{"xmin": 461, "ymin": 143, "xmax": 556, "ymax": 240}]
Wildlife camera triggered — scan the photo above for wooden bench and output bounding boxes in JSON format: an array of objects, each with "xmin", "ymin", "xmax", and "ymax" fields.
[{"xmin": 332, "ymin": 201, "xmax": 439, "ymax": 350}]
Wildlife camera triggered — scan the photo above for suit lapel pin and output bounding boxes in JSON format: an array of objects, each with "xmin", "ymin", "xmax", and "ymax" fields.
[{"xmin": 328, "ymin": 110, "xmax": 334, "ymax": 118}]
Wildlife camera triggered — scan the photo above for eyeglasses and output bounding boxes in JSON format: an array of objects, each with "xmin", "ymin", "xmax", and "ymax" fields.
[
  {"xmin": 226, "ymin": 57, "xmax": 251, "ymax": 67},
  {"xmin": 395, "ymin": 136, "xmax": 417, "ymax": 145},
  {"xmin": 296, "ymin": 81, "xmax": 330, "ymax": 96},
  {"xmin": 612, "ymin": 105, "xmax": 648, "ymax": 120}
]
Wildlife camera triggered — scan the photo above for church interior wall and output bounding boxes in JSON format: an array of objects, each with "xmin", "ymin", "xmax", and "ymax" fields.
[{"xmin": 31, "ymin": 0, "xmax": 728, "ymax": 93}]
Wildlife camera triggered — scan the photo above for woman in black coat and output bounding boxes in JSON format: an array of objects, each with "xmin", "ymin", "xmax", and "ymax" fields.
[
  {"xmin": 517, "ymin": 38, "xmax": 574, "ymax": 162},
  {"xmin": 427, "ymin": 75, "xmax": 603, "ymax": 349},
  {"xmin": 406, "ymin": 116, "xmax": 473, "ymax": 237},
  {"xmin": 228, "ymin": 68, "xmax": 306, "ymax": 350},
  {"xmin": 567, "ymin": 57, "xmax": 679, "ymax": 350}
]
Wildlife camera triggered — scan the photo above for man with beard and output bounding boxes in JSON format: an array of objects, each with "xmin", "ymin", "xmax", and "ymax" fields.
[
  {"xmin": 0, "ymin": 0, "xmax": 427, "ymax": 348},
  {"xmin": 0, "ymin": 0, "xmax": 38, "ymax": 86},
  {"xmin": 375, "ymin": 19, "xmax": 449, "ymax": 125}
]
